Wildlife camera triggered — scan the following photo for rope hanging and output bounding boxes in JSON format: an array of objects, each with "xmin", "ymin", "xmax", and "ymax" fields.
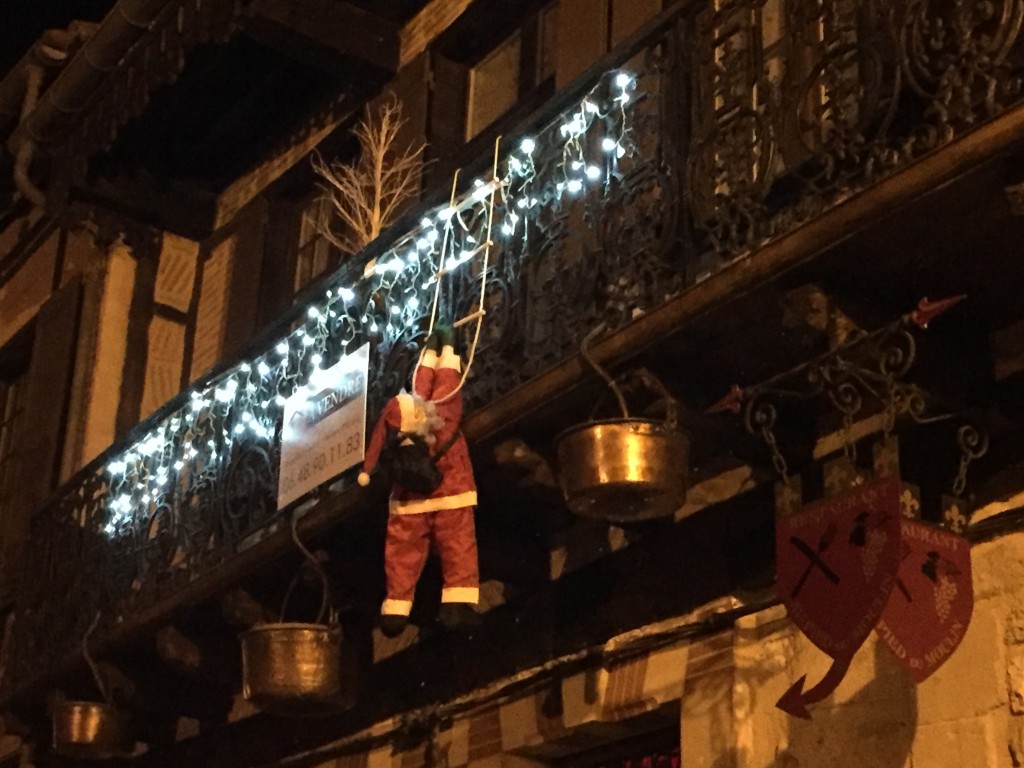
[{"xmin": 414, "ymin": 136, "xmax": 502, "ymax": 404}]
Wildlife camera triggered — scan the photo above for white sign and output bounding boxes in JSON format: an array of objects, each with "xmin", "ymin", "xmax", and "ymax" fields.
[{"xmin": 277, "ymin": 343, "xmax": 369, "ymax": 508}]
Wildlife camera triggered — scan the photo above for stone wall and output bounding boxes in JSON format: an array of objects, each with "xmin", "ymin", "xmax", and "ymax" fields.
[{"xmin": 682, "ymin": 531, "xmax": 1024, "ymax": 768}]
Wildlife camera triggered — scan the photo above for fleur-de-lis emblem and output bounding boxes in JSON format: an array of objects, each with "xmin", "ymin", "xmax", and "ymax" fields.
[
  {"xmin": 944, "ymin": 503, "xmax": 968, "ymax": 534},
  {"xmin": 874, "ymin": 443, "xmax": 899, "ymax": 478},
  {"xmin": 825, "ymin": 462, "xmax": 857, "ymax": 496},
  {"xmin": 900, "ymin": 489, "xmax": 920, "ymax": 519}
]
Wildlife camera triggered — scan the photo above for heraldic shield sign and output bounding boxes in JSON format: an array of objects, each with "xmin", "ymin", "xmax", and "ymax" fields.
[
  {"xmin": 776, "ymin": 476, "xmax": 902, "ymax": 661},
  {"xmin": 875, "ymin": 519, "xmax": 972, "ymax": 683}
]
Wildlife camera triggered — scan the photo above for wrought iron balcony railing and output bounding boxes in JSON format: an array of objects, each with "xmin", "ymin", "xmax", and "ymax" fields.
[{"xmin": 8, "ymin": 0, "xmax": 1024, "ymax": 696}]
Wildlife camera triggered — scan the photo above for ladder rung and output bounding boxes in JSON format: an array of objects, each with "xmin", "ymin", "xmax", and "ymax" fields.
[{"xmin": 453, "ymin": 309, "xmax": 486, "ymax": 328}]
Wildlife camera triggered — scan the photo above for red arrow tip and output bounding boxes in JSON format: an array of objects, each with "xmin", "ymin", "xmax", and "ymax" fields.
[
  {"xmin": 707, "ymin": 384, "xmax": 744, "ymax": 415},
  {"xmin": 908, "ymin": 295, "xmax": 966, "ymax": 329},
  {"xmin": 776, "ymin": 675, "xmax": 812, "ymax": 719}
]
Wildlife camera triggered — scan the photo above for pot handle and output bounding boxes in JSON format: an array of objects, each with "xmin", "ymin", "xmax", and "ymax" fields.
[
  {"xmin": 626, "ymin": 368, "xmax": 679, "ymax": 430},
  {"xmin": 279, "ymin": 513, "xmax": 334, "ymax": 626},
  {"xmin": 588, "ymin": 368, "xmax": 680, "ymax": 430},
  {"xmin": 82, "ymin": 612, "xmax": 111, "ymax": 705},
  {"xmin": 580, "ymin": 324, "xmax": 630, "ymax": 419}
]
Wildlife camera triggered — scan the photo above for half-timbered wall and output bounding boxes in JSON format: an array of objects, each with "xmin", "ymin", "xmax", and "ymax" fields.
[{"xmin": 292, "ymin": 529, "xmax": 1024, "ymax": 768}]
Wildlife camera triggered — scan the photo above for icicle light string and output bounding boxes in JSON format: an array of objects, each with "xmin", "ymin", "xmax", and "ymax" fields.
[{"xmin": 100, "ymin": 68, "xmax": 639, "ymax": 536}]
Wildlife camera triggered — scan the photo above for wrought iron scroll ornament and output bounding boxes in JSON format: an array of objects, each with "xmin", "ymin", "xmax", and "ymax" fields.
[
  {"xmin": 708, "ymin": 296, "xmax": 967, "ymax": 468},
  {"xmin": 687, "ymin": 0, "xmax": 1024, "ymax": 259}
]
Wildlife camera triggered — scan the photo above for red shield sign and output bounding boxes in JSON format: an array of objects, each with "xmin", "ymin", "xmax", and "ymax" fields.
[
  {"xmin": 875, "ymin": 520, "xmax": 972, "ymax": 683},
  {"xmin": 776, "ymin": 476, "xmax": 901, "ymax": 659}
]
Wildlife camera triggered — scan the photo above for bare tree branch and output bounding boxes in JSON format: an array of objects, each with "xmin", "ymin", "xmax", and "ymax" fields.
[{"xmin": 312, "ymin": 97, "xmax": 426, "ymax": 256}]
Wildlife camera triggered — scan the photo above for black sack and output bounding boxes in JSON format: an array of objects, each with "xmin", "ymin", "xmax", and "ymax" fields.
[
  {"xmin": 381, "ymin": 429, "xmax": 461, "ymax": 495},
  {"xmin": 383, "ymin": 435, "xmax": 444, "ymax": 494}
]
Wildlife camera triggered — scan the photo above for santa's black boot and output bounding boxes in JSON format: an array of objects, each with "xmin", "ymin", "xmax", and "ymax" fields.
[
  {"xmin": 438, "ymin": 603, "xmax": 481, "ymax": 632},
  {"xmin": 379, "ymin": 614, "xmax": 409, "ymax": 638}
]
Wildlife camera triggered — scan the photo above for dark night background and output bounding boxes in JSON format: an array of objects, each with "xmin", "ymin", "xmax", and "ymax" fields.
[{"xmin": 2, "ymin": 0, "xmax": 116, "ymax": 72}]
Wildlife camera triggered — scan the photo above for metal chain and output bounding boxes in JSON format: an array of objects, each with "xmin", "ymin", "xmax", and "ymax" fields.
[
  {"xmin": 952, "ymin": 425, "xmax": 988, "ymax": 497},
  {"xmin": 951, "ymin": 453, "xmax": 971, "ymax": 498},
  {"xmin": 761, "ymin": 424, "xmax": 789, "ymax": 480},
  {"xmin": 842, "ymin": 410, "xmax": 857, "ymax": 462},
  {"xmin": 882, "ymin": 374, "xmax": 898, "ymax": 438},
  {"xmin": 82, "ymin": 611, "xmax": 110, "ymax": 705}
]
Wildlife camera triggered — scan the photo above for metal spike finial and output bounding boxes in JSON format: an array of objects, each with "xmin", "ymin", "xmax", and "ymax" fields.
[
  {"xmin": 706, "ymin": 384, "xmax": 744, "ymax": 414},
  {"xmin": 908, "ymin": 295, "xmax": 966, "ymax": 329}
]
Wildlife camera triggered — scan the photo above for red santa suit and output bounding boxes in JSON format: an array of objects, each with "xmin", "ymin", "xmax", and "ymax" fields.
[{"xmin": 357, "ymin": 345, "xmax": 478, "ymax": 618}]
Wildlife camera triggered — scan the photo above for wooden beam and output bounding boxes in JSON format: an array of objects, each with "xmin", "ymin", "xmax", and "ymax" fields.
[
  {"xmin": 77, "ymin": 179, "xmax": 218, "ymax": 242},
  {"xmin": 154, "ymin": 626, "xmax": 202, "ymax": 673},
  {"xmin": 213, "ymin": 95, "xmax": 355, "ymax": 231},
  {"xmin": 248, "ymin": 0, "xmax": 400, "ymax": 72},
  {"xmin": 398, "ymin": 0, "xmax": 477, "ymax": 68},
  {"xmin": 220, "ymin": 589, "xmax": 276, "ymax": 629}
]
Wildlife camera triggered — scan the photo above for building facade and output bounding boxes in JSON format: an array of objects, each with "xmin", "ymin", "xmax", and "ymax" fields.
[{"xmin": 2, "ymin": 0, "xmax": 1024, "ymax": 766}]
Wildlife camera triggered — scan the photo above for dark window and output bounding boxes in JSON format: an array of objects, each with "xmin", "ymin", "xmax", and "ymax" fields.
[
  {"xmin": 441, "ymin": 0, "xmax": 559, "ymax": 145},
  {"xmin": 537, "ymin": 2, "xmax": 559, "ymax": 83},
  {"xmin": 294, "ymin": 197, "xmax": 342, "ymax": 294},
  {"xmin": 554, "ymin": 724, "xmax": 679, "ymax": 768},
  {"xmin": 597, "ymin": 747, "xmax": 680, "ymax": 768},
  {"xmin": 552, "ymin": 720, "xmax": 679, "ymax": 768},
  {"xmin": 470, "ymin": 1, "xmax": 559, "ymax": 140}
]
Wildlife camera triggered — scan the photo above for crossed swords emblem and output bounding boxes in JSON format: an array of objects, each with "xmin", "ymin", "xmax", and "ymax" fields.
[{"xmin": 789, "ymin": 512, "xmax": 908, "ymax": 599}]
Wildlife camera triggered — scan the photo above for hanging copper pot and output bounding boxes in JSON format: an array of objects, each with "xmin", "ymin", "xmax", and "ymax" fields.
[
  {"xmin": 240, "ymin": 514, "xmax": 343, "ymax": 714},
  {"xmin": 556, "ymin": 417, "xmax": 688, "ymax": 521},
  {"xmin": 52, "ymin": 701, "xmax": 128, "ymax": 759},
  {"xmin": 52, "ymin": 614, "xmax": 131, "ymax": 759},
  {"xmin": 241, "ymin": 621, "xmax": 342, "ymax": 713},
  {"xmin": 555, "ymin": 327, "xmax": 688, "ymax": 522}
]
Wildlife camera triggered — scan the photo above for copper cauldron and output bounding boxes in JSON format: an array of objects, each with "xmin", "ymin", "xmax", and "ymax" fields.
[
  {"xmin": 52, "ymin": 701, "xmax": 128, "ymax": 759},
  {"xmin": 241, "ymin": 621, "xmax": 342, "ymax": 714},
  {"xmin": 53, "ymin": 614, "xmax": 131, "ymax": 759},
  {"xmin": 241, "ymin": 514, "xmax": 343, "ymax": 714},
  {"xmin": 556, "ymin": 327, "xmax": 688, "ymax": 522},
  {"xmin": 556, "ymin": 416, "xmax": 688, "ymax": 522}
]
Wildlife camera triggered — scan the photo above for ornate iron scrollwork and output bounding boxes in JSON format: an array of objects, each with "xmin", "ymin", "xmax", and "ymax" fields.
[
  {"xmin": 901, "ymin": 0, "xmax": 1024, "ymax": 138},
  {"xmin": 686, "ymin": 0, "xmax": 1024, "ymax": 259},
  {"xmin": 712, "ymin": 308, "xmax": 961, "ymax": 486}
]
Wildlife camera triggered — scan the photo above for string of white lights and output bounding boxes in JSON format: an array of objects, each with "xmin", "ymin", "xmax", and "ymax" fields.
[{"xmin": 101, "ymin": 69, "xmax": 638, "ymax": 537}]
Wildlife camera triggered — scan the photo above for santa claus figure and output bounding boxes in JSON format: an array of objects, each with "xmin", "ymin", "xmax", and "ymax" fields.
[{"xmin": 357, "ymin": 326, "xmax": 479, "ymax": 637}]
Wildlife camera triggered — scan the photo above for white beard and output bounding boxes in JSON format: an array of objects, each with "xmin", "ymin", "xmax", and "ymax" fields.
[{"xmin": 400, "ymin": 391, "xmax": 445, "ymax": 443}]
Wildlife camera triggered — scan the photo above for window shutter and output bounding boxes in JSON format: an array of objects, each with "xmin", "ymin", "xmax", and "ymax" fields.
[
  {"xmin": 555, "ymin": 0, "xmax": 610, "ymax": 87},
  {"xmin": 257, "ymin": 198, "xmax": 303, "ymax": 329},
  {"xmin": 11, "ymin": 276, "xmax": 83, "ymax": 574},
  {"xmin": 392, "ymin": 52, "xmax": 430, "ymax": 165},
  {"xmin": 429, "ymin": 52, "xmax": 469, "ymax": 181},
  {"xmin": 223, "ymin": 201, "xmax": 266, "ymax": 358},
  {"xmin": 612, "ymin": 0, "xmax": 662, "ymax": 46}
]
